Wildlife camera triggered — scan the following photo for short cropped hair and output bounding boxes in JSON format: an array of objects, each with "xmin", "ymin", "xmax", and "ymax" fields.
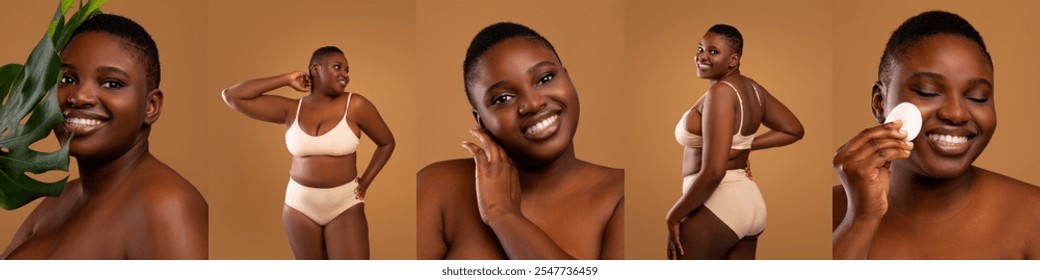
[
  {"xmin": 72, "ymin": 14, "xmax": 161, "ymax": 90},
  {"xmin": 878, "ymin": 10, "xmax": 992, "ymax": 84},
  {"xmin": 462, "ymin": 22, "xmax": 559, "ymax": 104},
  {"xmin": 707, "ymin": 24, "xmax": 743, "ymax": 55},
  {"xmin": 309, "ymin": 46, "xmax": 344, "ymax": 78}
]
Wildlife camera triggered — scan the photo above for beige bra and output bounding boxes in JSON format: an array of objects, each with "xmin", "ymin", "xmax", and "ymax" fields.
[
  {"xmin": 675, "ymin": 81, "xmax": 762, "ymax": 150},
  {"xmin": 285, "ymin": 93, "xmax": 360, "ymax": 157}
]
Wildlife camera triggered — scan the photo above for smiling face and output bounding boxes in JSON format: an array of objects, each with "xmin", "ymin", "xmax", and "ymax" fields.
[
  {"xmin": 55, "ymin": 32, "xmax": 159, "ymax": 161},
  {"xmin": 312, "ymin": 53, "xmax": 350, "ymax": 94},
  {"xmin": 694, "ymin": 32, "xmax": 739, "ymax": 79},
  {"xmin": 875, "ymin": 34, "xmax": 996, "ymax": 178},
  {"xmin": 467, "ymin": 37, "xmax": 579, "ymax": 168}
]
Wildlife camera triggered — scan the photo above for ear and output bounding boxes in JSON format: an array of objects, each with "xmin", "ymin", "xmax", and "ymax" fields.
[
  {"xmin": 145, "ymin": 88, "xmax": 163, "ymax": 125},
  {"xmin": 870, "ymin": 81, "xmax": 885, "ymax": 123},
  {"xmin": 472, "ymin": 109, "xmax": 485, "ymax": 129},
  {"xmin": 729, "ymin": 53, "xmax": 741, "ymax": 68}
]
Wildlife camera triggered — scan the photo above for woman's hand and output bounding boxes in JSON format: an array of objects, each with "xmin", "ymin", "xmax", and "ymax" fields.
[
  {"xmin": 666, "ymin": 219, "xmax": 684, "ymax": 260},
  {"xmin": 354, "ymin": 179, "xmax": 369, "ymax": 200},
  {"xmin": 461, "ymin": 128, "xmax": 522, "ymax": 225},
  {"xmin": 286, "ymin": 71, "xmax": 311, "ymax": 93},
  {"xmin": 833, "ymin": 120, "xmax": 913, "ymax": 221}
]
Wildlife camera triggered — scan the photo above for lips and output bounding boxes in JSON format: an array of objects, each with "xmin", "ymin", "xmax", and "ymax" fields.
[
  {"xmin": 696, "ymin": 61, "xmax": 712, "ymax": 70},
  {"xmin": 522, "ymin": 113, "xmax": 560, "ymax": 140},
  {"xmin": 63, "ymin": 110, "xmax": 109, "ymax": 135},
  {"xmin": 923, "ymin": 131, "xmax": 975, "ymax": 156}
]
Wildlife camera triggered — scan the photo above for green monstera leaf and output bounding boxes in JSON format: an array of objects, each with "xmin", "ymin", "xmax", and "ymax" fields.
[{"xmin": 0, "ymin": 0, "xmax": 106, "ymax": 210}]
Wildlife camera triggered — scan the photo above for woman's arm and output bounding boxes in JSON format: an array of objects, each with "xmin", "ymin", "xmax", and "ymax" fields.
[
  {"xmin": 221, "ymin": 71, "xmax": 309, "ymax": 124},
  {"xmin": 599, "ymin": 197, "xmax": 624, "ymax": 259},
  {"xmin": 665, "ymin": 83, "xmax": 738, "ymax": 259},
  {"xmin": 749, "ymin": 83, "xmax": 803, "ymax": 151},
  {"xmin": 832, "ymin": 121, "xmax": 912, "ymax": 259},
  {"xmin": 349, "ymin": 94, "xmax": 395, "ymax": 199},
  {"xmin": 416, "ymin": 164, "xmax": 449, "ymax": 259},
  {"xmin": 462, "ymin": 128, "xmax": 576, "ymax": 259}
]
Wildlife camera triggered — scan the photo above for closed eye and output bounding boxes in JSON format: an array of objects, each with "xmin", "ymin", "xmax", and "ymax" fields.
[{"xmin": 912, "ymin": 90, "xmax": 939, "ymax": 97}]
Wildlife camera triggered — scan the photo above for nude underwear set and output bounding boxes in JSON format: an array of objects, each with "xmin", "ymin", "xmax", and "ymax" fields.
[
  {"xmin": 675, "ymin": 81, "xmax": 767, "ymax": 239},
  {"xmin": 284, "ymin": 93, "xmax": 363, "ymax": 226}
]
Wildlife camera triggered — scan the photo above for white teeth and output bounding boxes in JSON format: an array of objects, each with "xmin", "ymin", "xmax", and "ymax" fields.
[
  {"xmin": 67, "ymin": 117, "xmax": 102, "ymax": 126},
  {"xmin": 525, "ymin": 114, "xmax": 558, "ymax": 135},
  {"xmin": 928, "ymin": 134, "xmax": 968, "ymax": 145}
]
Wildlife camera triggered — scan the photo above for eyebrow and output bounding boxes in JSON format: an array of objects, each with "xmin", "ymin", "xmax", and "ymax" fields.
[
  {"xmin": 910, "ymin": 71, "xmax": 993, "ymax": 88},
  {"xmin": 481, "ymin": 60, "xmax": 557, "ymax": 97},
  {"xmin": 60, "ymin": 64, "xmax": 131, "ymax": 78}
]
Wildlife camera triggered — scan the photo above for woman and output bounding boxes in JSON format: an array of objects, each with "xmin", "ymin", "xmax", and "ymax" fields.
[
  {"xmin": 666, "ymin": 24, "xmax": 803, "ymax": 260},
  {"xmin": 222, "ymin": 46, "xmax": 395, "ymax": 260},
  {"xmin": 2, "ymin": 14, "xmax": 208, "ymax": 259},
  {"xmin": 832, "ymin": 10, "xmax": 1040, "ymax": 259},
  {"xmin": 416, "ymin": 22, "xmax": 624, "ymax": 260}
]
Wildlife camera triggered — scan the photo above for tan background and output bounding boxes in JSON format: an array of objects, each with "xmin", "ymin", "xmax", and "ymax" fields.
[
  {"xmin": 205, "ymin": 0, "xmax": 417, "ymax": 259},
  {"xmin": 415, "ymin": 0, "xmax": 626, "ymax": 169},
  {"xmin": 833, "ymin": 1, "xmax": 1040, "ymax": 188},
  {"xmin": 625, "ymin": 0, "xmax": 834, "ymax": 259},
  {"xmin": 0, "ymin": 1, "xmax": 210, "ymax": 250}
]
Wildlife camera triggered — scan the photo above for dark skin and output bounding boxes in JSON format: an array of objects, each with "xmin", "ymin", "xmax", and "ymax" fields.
[
  {"xmin": 417, "ymin": 37, "xmax": 624, "ymax": 260},
  {"xmin": 1, "ymin": 32, "xmax": 208, "ymax": 259},
  {"xmin": 833, "ymin": 34, "xmax": 1040, "ymax": 259},
  {"xmin": 666, "ymin": 31, "xmax": 803, "ymax": 260},
  {"xmin": 222, "ymin": 52, "xmax": 395, "ymax": 260}
]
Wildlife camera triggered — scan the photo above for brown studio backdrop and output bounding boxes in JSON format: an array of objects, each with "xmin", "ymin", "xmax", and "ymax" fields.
[
  {"xmin": 833, "ymin": 1, "xmax": 1040, "ymax": 190},
  {"xmin": 0, "ymin": 1, "xmax": 209, "ymax": 247},
  {"xmin": 624, "ymin": 0, "xmax": 833, "ymax": 259},
  {"xmin": 205, "ymin": 0, "xmax": 417, "ymax": 259}
]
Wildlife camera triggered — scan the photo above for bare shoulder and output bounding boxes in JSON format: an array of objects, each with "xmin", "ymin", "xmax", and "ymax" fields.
[
  {"xmin": 417, "ymin": 159, "xmax": 476, "ymax": 198},
  {"xmin": 129, "ymin": 157, "xmax": 207, "ymax": 221},
  {"xmin": 346, "ymin": 92, "xmax": 375, "ymax": 109},
  {"xmin": 577, "ymin": 161, "xmax": 624, "ymax": 200},
  {"xmin": 976, "ymin": 167, "xmax": 1040, "ymax": 213}
]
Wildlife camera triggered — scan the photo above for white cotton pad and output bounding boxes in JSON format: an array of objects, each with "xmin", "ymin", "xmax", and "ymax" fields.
[{"xmin": 884, "ymin": 102, "xmax": 922, "ymax": 141}]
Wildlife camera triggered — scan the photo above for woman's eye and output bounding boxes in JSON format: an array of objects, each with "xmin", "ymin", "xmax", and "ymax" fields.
[
  {"xmin": 334, "ymin": 65, "xmax": 340, "ymax": 69},
  {"xmin": 710, "ymin": 50, "xmax": 719, "ymax": 55},
  {"xmin": 490, "ymin": 94, "xmax": 514, "ymax": 105},
  {"xmin": 913, "ymin": 90, "xmax": 939, "ymax": 97},
  {"xmin": 538, "ymin": 74, "xmax": 554, "ymax": 85},
  {"xmin": 100, "ymin": 80, "xmax": 124, "ymax": 89},
  {"xmin": 59, "ymin": 75, "xmax": 76, "ymax": 85}
]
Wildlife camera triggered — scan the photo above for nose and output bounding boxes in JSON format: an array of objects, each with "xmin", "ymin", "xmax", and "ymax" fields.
[
  {"xmin": 63, "ymin": 84, "xmax": 97, "ymax": 108},
  {"xmin": 517, "ymin": 91, "xmax": 547, "ymax": 115},
  {"xmin": 936, "ymin": 95, "xmax": 969, "ymax": 125}
]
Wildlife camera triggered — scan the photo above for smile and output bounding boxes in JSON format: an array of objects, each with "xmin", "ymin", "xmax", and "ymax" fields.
[
  {"xmin": 66, "ymin": 117, "xmax": 104, "ymax": 127},
  {"xmin": 696, "ymin": 62, "xmax": 712, "ymax": 70},
  {"xmin": 523, "ymin": 113, "xmax": 560, "ymax": 139},
  {"xmin": 927, "ymin": 134, "xmax": 969, "ymax": 145}
]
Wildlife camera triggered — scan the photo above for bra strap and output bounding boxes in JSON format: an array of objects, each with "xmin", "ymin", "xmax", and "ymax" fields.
[
  {"xmin": 293, "ymin": 98, "xmax": 304, "ymax": 124},
  {"xmin": 343, "ymin": 93, "xmax": 354, "ymax": 120},
  {"xmin": 719, "ymin": 81, "xmax": 745, "ymax": 132},
  {"xmin": 751, "ymin": 83, "xmax": 763, "ymax": 106}
]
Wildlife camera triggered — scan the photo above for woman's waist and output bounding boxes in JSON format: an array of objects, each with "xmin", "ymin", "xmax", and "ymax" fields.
[{"xmin": 289, "ymin": 159, "xmax": 358, "ymax": 188}]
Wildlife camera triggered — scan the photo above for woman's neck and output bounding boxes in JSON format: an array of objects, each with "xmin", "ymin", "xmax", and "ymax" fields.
[
  {"xmin": 709, "ymin": 68, "xmax": 741, "ymax": 85},
  {"xmin": 76, "ymin": 138, "xmax": 151, "ymax": 197},
  {"xmin": 516, "ymin": 144, "xmax": 580, "ymax": 192},
  {"xmin": 887, "ymin": 161, "xmax": 978, "ymax": 218}
]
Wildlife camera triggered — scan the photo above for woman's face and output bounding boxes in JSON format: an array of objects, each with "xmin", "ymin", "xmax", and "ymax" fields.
[
  {"xmin": 468, "ymin": 37, "xmax": 579, "ymax": 168},
  {"xmin": 55, "ymin": 32, "xmax": 158, "ymax": 160},
  {"xmin": 877, "ymin": 34, "xmax": 995, "ymax": 178},
  {"xmin": 313, "ymin": 53, "xmax": 350, "ymax": 94},
  {"xmin": 695, "ymin": 32, "xmax": 737, "ymax": 79}
]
